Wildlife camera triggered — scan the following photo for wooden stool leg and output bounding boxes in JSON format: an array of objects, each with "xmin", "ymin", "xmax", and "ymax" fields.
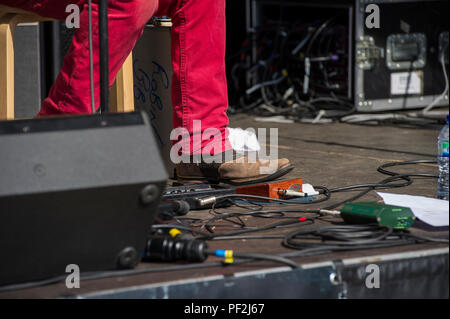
[
  {"xmin": 0, "ymin": 14, "xmax": 18, "ymax": 120},
  {"xmin": 110, "ymin": 52, "xmax": 135, "ymax": 113},
  {"xmin": 1, "ymin": 11, "xmax": 134, "ymax": 118}
]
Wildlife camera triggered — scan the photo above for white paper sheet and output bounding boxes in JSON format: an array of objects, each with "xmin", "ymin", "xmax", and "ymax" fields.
[{"xmin": 377, "ymin": 192, "xmax": 449, "ymax": 227}]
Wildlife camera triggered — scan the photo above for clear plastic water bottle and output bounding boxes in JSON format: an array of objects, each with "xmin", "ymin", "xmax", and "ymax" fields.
[{"xmin": 437, "ymin": 115, "xmax": 449, "ymax": 200}]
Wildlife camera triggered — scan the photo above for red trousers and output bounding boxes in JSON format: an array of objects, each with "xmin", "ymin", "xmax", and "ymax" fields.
[{"xmin": 1, "ymin": 0, "xmax": 231, "ymax": 154}]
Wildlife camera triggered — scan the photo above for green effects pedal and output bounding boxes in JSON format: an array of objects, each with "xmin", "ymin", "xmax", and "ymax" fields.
[{"xmin": 340, "ymin": 202, "xmax": 416, "ymax": 229}]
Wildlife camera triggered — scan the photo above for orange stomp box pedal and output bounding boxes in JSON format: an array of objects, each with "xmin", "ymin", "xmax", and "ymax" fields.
[{"xmin": 236, "ymin": 178, "xmax": 303, "ymax": 200}]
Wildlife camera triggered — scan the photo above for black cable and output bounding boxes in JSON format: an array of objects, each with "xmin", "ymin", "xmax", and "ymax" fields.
[
  {"xmin": 280, "ymin": 239, "xmax": 419, "ymax": 258},
  {"xmin": 309, "ymin": 97, "xmax": 356, "ymax": 119},
  {"xmin": 406, "ymin": 233, "xmax": 449, "ymax": 243},
  {"xmin": 205, "ymin": 205, "xmax": 321, "ymax": 223},
  {"xmin": 99, "ymin": 0, "xmax": 109, "ymax": 112},
  {"xmin": 377, "ymin": 160, "xmax": 438, "ymax": 178},
  {"xmin": 205, "ymin": 249, "xmax": 300, "ymax": 269},
  {"xmin": 304, "ymin": 15, "xmax": 341, "ymax": 58},
  {"xmin": 0, "ymin": 274, "xmax": 69, "ymax": 294},
  {"xmin": 150, "ymin": 223, "xmax": 211, "ymax": 237},
  {"xmin": 197, "ymin": 218, "xmax": 307, "ymax": 240},
  {"xmin": 322, "ymin": 160, "xmax": 439, "ymax": 210},
  {"xmin": 401, "ymin": 56, "xmax": 418, "ymax": 110},
  {"xmin": 322, "ymin": 175, "xmax": 410, "ymax": 211},
  {"xmin": 282, "ymin": 224, "xmax": 448, "ymax": 253},
  {"xmin": 284, "ymin": 224, "xmax": 393, "ymax": 249},
  {"xmin": 213, "ymin": 187, "xmax": 330, "ymax": 206},
  {"xmin": 328, "ymin": 174, "xmax": 413, "ymax": 193}
]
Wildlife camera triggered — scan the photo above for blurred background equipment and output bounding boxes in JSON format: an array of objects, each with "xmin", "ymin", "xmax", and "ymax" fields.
[{"xmin": 226, "ymin": 0, "xmax": 449, "ymax": 122}]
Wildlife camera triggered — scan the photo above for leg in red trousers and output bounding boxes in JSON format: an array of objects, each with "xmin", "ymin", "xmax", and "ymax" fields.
[
  {"xmin": 156, "ymin": 0, "xmax": 231, "ymax": 155},
  {"xmin": 0, "ymin": 0, "xmax": 230, "ymax": 155}
]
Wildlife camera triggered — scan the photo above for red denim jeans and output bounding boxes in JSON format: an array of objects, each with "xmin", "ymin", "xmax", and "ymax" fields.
[{"xmin": 0, "ymin": 0, "xmax": 231, "ymax": 154}]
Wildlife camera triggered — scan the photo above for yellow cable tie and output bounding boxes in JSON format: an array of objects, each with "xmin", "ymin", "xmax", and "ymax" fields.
[
  {"xmin": 169, "ymin": 228, "xmax": 182, "ymax": 238},
  {"xmin": 224, "ymin": 250, "xmax": 234, "ymax": 264}
]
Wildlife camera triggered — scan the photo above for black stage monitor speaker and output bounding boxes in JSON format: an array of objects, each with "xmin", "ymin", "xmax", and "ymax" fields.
[{"xmin": 0, "ymin": 112, "xmax": 168, "ymax": 287}]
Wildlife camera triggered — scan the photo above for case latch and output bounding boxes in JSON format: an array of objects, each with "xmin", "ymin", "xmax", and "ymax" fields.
[{"xmin": 357, "ymin": 36, "xmax": 384, "ymax": 70}]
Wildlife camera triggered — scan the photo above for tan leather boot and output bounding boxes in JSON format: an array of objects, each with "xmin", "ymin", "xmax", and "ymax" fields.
[{"xmin": 176, "ymin": 151, "xmax": 294, "ymax": 186}]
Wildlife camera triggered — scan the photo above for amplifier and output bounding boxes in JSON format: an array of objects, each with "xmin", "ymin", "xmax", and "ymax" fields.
[
  {"xmin": 14, "ymin": 22, "xmax": 43, "ymax": 119},
  {"xmin": 0, "ymin": 112, "xmax": 167, "ymax": 287}
]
